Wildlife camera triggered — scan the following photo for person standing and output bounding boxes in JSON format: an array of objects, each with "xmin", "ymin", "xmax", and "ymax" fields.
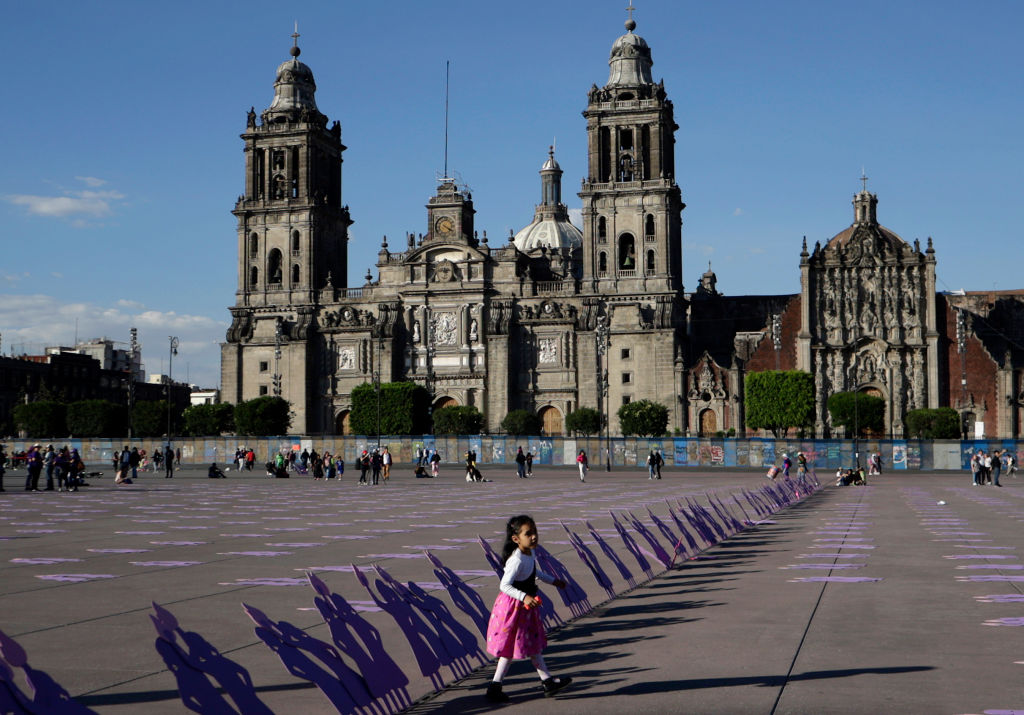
[
  {"xmin": 246, "ymin": 448, "xmax": 255, "ymax": 471},
  {"xmin": 382, "ymin": 447, "xmax": 392, "ymax": 484},
  {"xmin": 416, "ymin": 447, "xmax": 424, "ymax": 467},
  {"xmin": 515, "ymin": 447, "xmax": 527, "ymax": 479},
  {"xmin": 991, "ymin": 449, "xmax": 1003, "ymax": 487},
  {"xmin": 970, "ymin": 451, "xmax": 981, "ymax": 486},
  {"xmin": 654, "ymin": 450, "xmax": 664, "ymax": 479},
  {"xmin": 358, "ymin": 450, "xmax": 370, "ymax": 485},
  {"xmin": 371, "ymin": 449, "xmax": 382, "ymax": 485},
  {"xmin": 646, "ymin": 451, "xmax": 656, "ymax": 480},
  {"xmin": 25, "ymin": 445, "xmax": 43, "ymax": 491},
  {"xmin": 797, "ymin": 452, "xmax": 808, "ymax": 476},
  {"xmin": 525, "ymin": 451, "xmax": 533, "ymax": 477},
  {"xmin": 430, "ymin": 450, "xmax": 440, "ymax": 478},
  {"xmin": 129, "ymin": 447, "xmax": 141, "ymax": 481},
  {"xmin": 43, "ymin": 445, "xmax": 56, "ymax": 491},
  {"xmin": 0, "ymin": 443, "xmax": 6, "ymax": 492},
  {"xmin": 576, "ymin": 450, "xmax": 588, "ymax": 482},
  {"xmin": 164, "ymin": 444, "xmax": 175, "ymax": 478}
]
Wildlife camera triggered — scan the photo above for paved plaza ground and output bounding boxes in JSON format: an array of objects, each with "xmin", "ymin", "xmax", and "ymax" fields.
[{"xmin": 1, "ymin": 464, "xmax": 1022, "ymax": 714}]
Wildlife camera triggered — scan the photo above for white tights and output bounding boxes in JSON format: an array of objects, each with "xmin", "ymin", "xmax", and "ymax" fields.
[{"xmin": 492, "ymin": 654, "xmax": 550, "ymax": 683}]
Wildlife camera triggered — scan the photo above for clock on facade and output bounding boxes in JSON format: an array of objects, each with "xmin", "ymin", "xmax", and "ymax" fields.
[{"xmin": 434, "ymin": 216, "xmax": 455, "ymax": 237}]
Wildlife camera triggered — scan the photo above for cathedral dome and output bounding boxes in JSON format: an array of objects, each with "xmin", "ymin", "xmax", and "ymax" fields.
[
  {"xmin": 607, "ymin": 18, "xmax": 654, "ymax": 86},
  {"xmin": 513, "ymin": 217, "xmax": 583, "ymax": 252}
]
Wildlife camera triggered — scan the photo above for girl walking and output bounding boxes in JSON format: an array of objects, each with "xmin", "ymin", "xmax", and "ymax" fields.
[
  {"xmin": 576, "ymin": 450, "xmax": 588, "ymax": 482},
  {"xmin": 485, "ymin": 515, "xmax": 572, "ymax": 702}
]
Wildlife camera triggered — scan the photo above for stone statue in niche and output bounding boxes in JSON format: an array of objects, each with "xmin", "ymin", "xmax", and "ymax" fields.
[
  {"xmin": 469, "ymin": 319, "xmax": 478, "ymax": 343},
  {"xmin": 698, "ymin": 363, "xmax": 715, "ymax": 393},
  {"xmin": 861, "ymin": 303, "xmax": 878, "ymax": 337},
  {"xmin": 412, "ymin": 321, "xmax": 421, "ymax": 343},
  {"xmin": 824, "ymin": 309, "xmax": 841, "ymax": 344}
]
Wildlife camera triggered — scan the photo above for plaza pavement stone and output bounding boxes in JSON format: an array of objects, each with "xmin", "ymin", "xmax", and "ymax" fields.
[{"xmin": 1, "ymin": 464, "xmax": 1022, "ymax": 714}]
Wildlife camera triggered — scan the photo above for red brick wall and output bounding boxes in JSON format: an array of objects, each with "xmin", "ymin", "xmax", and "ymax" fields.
[
  {"xmin": 939, "ymin": 296, "xmax": 999, "ymax": 437},
  {"xmin": 745, "ymin": 295, "xmax": 801, "ymax": 372}
]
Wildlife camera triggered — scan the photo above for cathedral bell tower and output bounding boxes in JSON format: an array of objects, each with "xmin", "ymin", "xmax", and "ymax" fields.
[
  {"xmin": 222, "ymin": 32, "xmax": 352, "ymax": 430},
  {"xmin": 579, "ymin": 11, "xmax": 684, "ymax": 292},
  {"xmin": 232, "ymin": 32, "xmax": 352, "ymax": 308}
]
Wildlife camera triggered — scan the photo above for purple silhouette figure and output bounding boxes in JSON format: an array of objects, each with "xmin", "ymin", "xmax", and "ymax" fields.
[
  {"xmin": 731, "ymin": 493, "xmax": 757, "ymax": 524},
  {"xmin": 149, "ymin": 603, "xmax": 272, "ymax": 715},
  {"xmin": 371, "ymin": 564, "xmax": 486, "ymax": 677},
  {"xmin": 586, "ymin": 520, "xmax": 635, "ymax": 589},
  {"xmin": 352, "ymin": 564, "xmax": 446, "ymax": 691},
  {"xmin": 611, "ymin": 511, "xmax": 654, "ymax": 580},
  {"xmin": 560, "ymin": 521, "xmax": 615, "ymax": 600},
  {"xmin": 625, "ymin": 511, "xmax": 673, "ymax": 569},
  {"xmin": 423, "ymin": 551, "xmax": 491, "ymax": 639},
  {"xmin": 0, "ymin": 627, "xmax": 96, "ymax": 715},
  {"xmin": 244, "ymin": 603, "xmax": 370, "ymax": 714},
  {"xmin": 708, "ymin": 494, "xmax": 744, "ymax": 532},
  {"xmin": 534, "ymin": 545, "xmax": 591, "ymax": 618},
  {"xmin": 306, "ymin": 572, "xmax": 411, "ymax": 712},
  {"xmin": 662, "ymin": 502, "xmax": 700, "ymax": 555},
  {"xmin": 687, "ymin": 498, "xmax": 728, "ymax": 541},
  {"xmin": 477, "ymin": 536, "xmax": 562, "ymax": 630},
  {"xmin": 672, "ymin": 502, "xmax": 715, "ymax": 546}
]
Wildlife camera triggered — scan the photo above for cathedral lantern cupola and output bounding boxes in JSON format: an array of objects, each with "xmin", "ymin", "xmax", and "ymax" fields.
[
  {"xmin": 513, "ymin": 147, "xmax": 583, "ymax": 253},
  {"xmin": 607, "ymin": 16, "xmax": 654, "ymax": 86},
  {"xmin": 853, "ymin": 189, "xmax": 878, "ymax": 226},
  {"xmin": 264, "ymin": 31, "xmax": 325, "ymax": 125}
]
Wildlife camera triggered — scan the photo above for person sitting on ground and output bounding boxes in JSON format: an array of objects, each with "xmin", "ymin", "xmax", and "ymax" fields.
[
  {"xmin": 414, "ymin": 465, "xmax": 429, "ymax": 478},
  {"xmin": 208, "ymin": 462, "xmax": 227, "ymax": 479}
]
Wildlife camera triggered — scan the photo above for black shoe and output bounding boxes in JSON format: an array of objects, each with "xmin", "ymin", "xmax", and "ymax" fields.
[
  {"xmin": 485, "ymin": 682, "xmax": 509, "ymax": 703},
  {"xmin": 542, "ymin": 676, "xmax": 572, "ymax": 697}
]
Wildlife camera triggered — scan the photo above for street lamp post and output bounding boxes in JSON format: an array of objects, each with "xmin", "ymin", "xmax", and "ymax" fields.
[
  {"xmin": 273, "ymin": 318, "xmax": 283, "ymax": 397},
  {"xmin": 128, "ymin": 327, "xmax": 138, "ymax": 439},
  {"xmin": 373, "ymin": 333, "xmax": 383, "ymax": 453},
  {"xmin": 167, "ymin": 336, "xmax": 178, "ymax": 448},
  {"xmin": 595, "ymin": 315, "xmax": 611, "ymax": 471}
]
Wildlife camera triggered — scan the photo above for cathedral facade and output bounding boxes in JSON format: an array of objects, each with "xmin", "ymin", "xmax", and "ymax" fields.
[{"xmin": 221, "ymin": 16, "xmax": 1024, "ymax": 440}]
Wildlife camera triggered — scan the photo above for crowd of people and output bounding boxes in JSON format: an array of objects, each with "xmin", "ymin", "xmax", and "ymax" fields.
[
  {"xmin": 1, "ymin": 443, "xmax": 95, "ymax": 492},
  {"xmin": 970, "ymin": 448, "xmax": 1016, "ymax": 486}
]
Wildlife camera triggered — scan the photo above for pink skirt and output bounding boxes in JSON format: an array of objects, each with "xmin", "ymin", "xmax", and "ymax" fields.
[{"xmin": 486, "ymin": 592, "xmax": 546, "ymax": 659}]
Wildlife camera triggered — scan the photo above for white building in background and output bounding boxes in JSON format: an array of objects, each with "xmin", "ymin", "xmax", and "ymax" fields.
[{"xmin": 47, "ymin": 338, "xmax": 145, "ymax": 381}]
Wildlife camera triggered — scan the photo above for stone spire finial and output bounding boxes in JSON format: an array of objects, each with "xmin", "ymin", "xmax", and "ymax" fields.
[
  {"xmin": 625, "ymin": 1, "xmax": 637, "ymax": 31},
  {"xmin": 291, "ymin": 21, "xmax": 301, "ymax": 57}
]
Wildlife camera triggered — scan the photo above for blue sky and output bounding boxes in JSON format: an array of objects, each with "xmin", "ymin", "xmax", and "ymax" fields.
[{"xmin": 2, "ymin": 1, "xmax": 1021, "ymax": 388}]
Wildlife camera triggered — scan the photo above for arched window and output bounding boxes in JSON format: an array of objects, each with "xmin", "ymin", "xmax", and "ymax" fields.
[
  {"xmin": 645, "ymin": 214, "xmax": 655, "ymax": 241},
  {"xmin": 598, "ymin": 251, "xmax": 608, "ymax": 276},
  {"xmin": 291, "ymin": 264, "xmax": 300, "ymax": 285},
  {"xmin": 646, "ymin": 250, "xmax": 656, "ymax": 274},
  {"xmin": 598, "ymin": 216, "xmax": 607, "ymax": 243},
  {"xmin": 291, "ymin": 230, "xmax": 300, "ymax": 252},
  {"xmin": 267, "ymin": 249, "xmax": 283, "ymax": 285},
  {"xmin": 618, "ymin": 233, "xmax": 636, "ymax": 270},
  {"xmin": 249, "ymin": 232, "xmax": 259, "ymax": 257},
  {"xmin": 249, "ymin": 266, "xmax": 258, "ymax": 287}
]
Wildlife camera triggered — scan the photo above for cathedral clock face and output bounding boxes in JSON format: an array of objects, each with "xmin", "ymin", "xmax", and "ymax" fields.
[{"xmin": 435, "ymin": 216, "xmax": 455, "ymax": 237}]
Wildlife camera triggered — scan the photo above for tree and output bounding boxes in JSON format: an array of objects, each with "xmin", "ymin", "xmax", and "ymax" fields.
[
  {"xmin": 827, "ymin": 391, "xmax": 885, "ymax": 436},
  {"xmin": 66, "ymin": 400, "xmax": 128, "ymax": 437},
  {"xmin": 744, "ymin": 370, "xmax": 815, "ymax": 438},
  {"xmin": 432, "ymin": 405, "xmax": 484, "ymax": 435},
  {"xmin": 12, "ymin": 401, "xmax": 66, "ymax": 438},
  {"xmin": 132, "ymin": 400, "xmax": 180, "ymax": 438},
  {"xmin": 904, "ymin": 407, "xmax": 961, "ymax": 439},
  {"xmin": 349, "ymin": 382, "xmax": 430, "ymax": 435},
  {"xmin": 501, "ymin": 409, "xmax": 541, "ymax": 435},
  {"xmin": 617, "ymin": 399, "xmax": 669, "ymax": 437},
  {"xmin": 234, "ymin": 396, "xmax": 292, "ymax": 436},
  {"xmin": 565, "ymin": 407, "xmax": 603, "ymax": 436},
  {"xmin": 183, "ymin": 403, "xmax": 236, "ymax": 436}
]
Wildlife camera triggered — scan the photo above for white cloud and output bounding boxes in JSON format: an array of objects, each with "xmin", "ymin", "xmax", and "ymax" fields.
[
  {"xmin": 0, "ymin": 294, "xmax": 226, "ymax": 388},
  {"xmin": 733, "ymin": 207, "xmax": 744, "ymax": 216},
  {"xmin": 568, "ymin": 208, "xmax": 583, "ymax": 228},
  {"xmin": 5, "ymin": 177, "xmax": 125, "ymax": 223},
  {"xmin": 75, "ymin": 176, "xmax": 107, "ymax": 188}
]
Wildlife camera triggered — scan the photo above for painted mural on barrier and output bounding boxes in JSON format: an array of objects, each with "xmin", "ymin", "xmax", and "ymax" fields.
[{"xmin": 5, "ymin": 435, "xmax": 1019, "ymax": 471}]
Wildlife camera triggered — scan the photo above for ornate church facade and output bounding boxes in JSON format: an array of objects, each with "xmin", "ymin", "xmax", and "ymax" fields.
[{"xmin": 221, "ymin": 15, "xmax": 1024, "ymax": 439}]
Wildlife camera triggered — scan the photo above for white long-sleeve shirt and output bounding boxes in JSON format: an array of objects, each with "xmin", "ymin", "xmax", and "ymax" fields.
[{"xmin": 500, "ymin": 549, "xmax": 555, "ymax": 602}]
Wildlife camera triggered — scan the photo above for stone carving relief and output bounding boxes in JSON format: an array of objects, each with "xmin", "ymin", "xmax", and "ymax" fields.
[
  {"xmin": 538, "ymin": 338, "xmax": 558, "ymax": 365},
  {"xmin": 431, "ymin": 312, "xmax": 457, "ymax": 345},
  {"xmin": 338, "ymin": 348, "xmax": 355, "ymax": 371}
]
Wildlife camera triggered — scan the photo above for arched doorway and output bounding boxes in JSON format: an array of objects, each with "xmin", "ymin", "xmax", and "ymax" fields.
[
  {"xmin": 335, "ymin": 410, "xmax": 351, "ymax": 436},
  {"xmin": 699, "ymin": 409, "xmax": 717, "ymax": 436},
  {"xmin": 538, "ymin": 406, "xmax": 563, "ymax": 436},
  {"xmin": 433, "ymin": 396, "xmax": 458, "ymax": 411},
  {"xmin": 860, "ymin": 386, "xmax": 885, "ymax": 438}
]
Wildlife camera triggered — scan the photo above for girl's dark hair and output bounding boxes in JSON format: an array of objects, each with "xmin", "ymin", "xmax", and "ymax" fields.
[{"xmin": 500, "ymin": 514, "xmax": 536, "ymax": 563}]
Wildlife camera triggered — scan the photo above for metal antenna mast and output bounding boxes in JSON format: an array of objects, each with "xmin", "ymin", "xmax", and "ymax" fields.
[{"xmin": 443, "ymin": 60, "xmax": 450, "ymax": 179}]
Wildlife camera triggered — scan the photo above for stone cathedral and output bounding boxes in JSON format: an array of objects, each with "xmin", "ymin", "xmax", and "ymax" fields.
[{"xmin": 221, "ymin": 15, "xmax": 1024, "ymax": 440}]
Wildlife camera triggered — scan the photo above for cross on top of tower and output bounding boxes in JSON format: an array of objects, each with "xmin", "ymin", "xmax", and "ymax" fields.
[
  {"xmin": 290, "ymin": 21, "xmax": 301, "ymax": 57},
  {"xmin": 860, "ymin": 169, "xmax": 869, "ymax": 193},
  {"xmin": 625, "ymin": 1, "xmax": 637, "ymax": 31}
]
